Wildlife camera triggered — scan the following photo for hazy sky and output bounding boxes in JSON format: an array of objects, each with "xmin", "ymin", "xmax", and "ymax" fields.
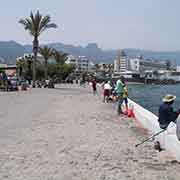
[{"xmin": 0, "ymin": 0, "xmax": 180, "ymax": 51}]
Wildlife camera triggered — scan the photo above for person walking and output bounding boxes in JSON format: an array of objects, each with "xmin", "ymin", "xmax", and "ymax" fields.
[{"xmin": 115, "ymin": 77, "xmax": 125, "ymax": 115}]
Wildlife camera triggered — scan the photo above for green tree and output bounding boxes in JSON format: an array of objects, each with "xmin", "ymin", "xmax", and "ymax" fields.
[
  {"xmin": 61, "ymin": 64, "xmax": 75, "ymax": 79},
  {"xmin": 52, "ymin": 49, "xmax": 68, "ymax": 65},
  {"xmin": 39, "ymin": 46, "xmax": 53, "ymax": 80},
  {"xmin": 19, "ymin": 10, "xmax": 57, "ymax": 87},
  {"xmin": 52, "ymin": 50, "xmax": 68, "ymax": 79}
]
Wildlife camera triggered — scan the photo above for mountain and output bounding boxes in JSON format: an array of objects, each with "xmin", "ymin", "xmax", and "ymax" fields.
[
  {"xmin": 0, "ymin": 40, "xmax": 180, "ymax": 65},
  {"xmin": 0, "ymin": 41, "xmax": 28, "ymax": 64}
]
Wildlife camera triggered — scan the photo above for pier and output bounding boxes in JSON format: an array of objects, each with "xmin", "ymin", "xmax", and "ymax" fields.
[{"xmin": 0, "ymin": 85, "xmax": 180, "ymax": 179}]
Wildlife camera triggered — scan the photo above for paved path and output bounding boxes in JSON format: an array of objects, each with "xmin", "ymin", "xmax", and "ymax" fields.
[{"xmin": 0, "ymin": 84, "xmax": 180, "ymax": 180}]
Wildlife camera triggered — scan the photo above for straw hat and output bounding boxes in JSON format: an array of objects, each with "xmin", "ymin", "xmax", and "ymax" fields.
[{"xmin": 162, "ymin": 94, "xmax": 176, "ymax": 102}]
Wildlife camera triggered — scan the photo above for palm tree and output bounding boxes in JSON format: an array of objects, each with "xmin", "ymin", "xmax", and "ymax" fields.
[
  {"xmin": 52, "ymin": 49, "xmax": 68, "ymax": 65},
  {"xmin": 52, "ymin": 49, "xmax": 68, "ymax": 80},
  {"xmin": 19, "ymin": 10, "xmax": 57, "ymax": 87},
  {"xmin": 39, "ymin": 46, "xmax": 53, "ymax": 80}
]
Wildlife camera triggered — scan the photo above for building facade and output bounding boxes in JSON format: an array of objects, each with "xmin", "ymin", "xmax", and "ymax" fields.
[
  {"xmin": 16, "ymin": 53, "xmax": 44, "ymax": 64},
  {"xmin": 66, "ymin": 55, "xmax": 94, "ymax": 74},
  {"xmin": 114, "ymin": 50, "xmax": 129, "ymax": 73}
]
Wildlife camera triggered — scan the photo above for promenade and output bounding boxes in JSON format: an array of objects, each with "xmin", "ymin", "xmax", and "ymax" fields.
[{"xmin": 0, "ymin": 84, "xmax": 180, "ymax": 180}]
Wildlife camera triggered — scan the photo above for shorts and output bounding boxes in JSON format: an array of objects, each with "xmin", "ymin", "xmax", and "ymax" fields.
[
  {"xmin": 104, "ymin": 89, "xmax": 110, "ymax": 96},
  {"xmin": 123, "ymin": 98, "xmax": 128, "ymax": 104}
]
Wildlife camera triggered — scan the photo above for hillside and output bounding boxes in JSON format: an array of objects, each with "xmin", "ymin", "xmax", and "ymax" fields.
[{"xmin": 0, "ymin": 41, "xmax": 180, "ymax": 65}]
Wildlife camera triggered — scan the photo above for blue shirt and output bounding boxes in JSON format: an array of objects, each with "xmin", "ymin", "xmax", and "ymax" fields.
[{"xmin": 158, "ymin": 103, "xmax": 179, "ymax": 129}]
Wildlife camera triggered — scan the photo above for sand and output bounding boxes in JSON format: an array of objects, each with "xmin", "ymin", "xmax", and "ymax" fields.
[{"xmin": 0, "ymin": 84, "xmax": 180, "ymax": 180}]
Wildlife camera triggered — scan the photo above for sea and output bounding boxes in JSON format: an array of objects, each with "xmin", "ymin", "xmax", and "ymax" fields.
[{"xmin": 128, "ymin": 84, "xmax": 180, "ymax": 115}]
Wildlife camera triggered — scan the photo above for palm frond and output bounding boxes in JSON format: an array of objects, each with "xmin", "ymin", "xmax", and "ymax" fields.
[
  {"xmin": 52, "ymin": 50, "xmax": 68, "ymax": 65},
  {"xmin": 39, "ymin": 16, "xmax": 51, "ymax": 31},
  {"xmin": 39, "ymin": 46, "xmax": 53, "ymax": 61},
  {"xmin": 19, "ymin": 10, "xmax": 57, "ymax": 38},
  {"xmin": 19, "ymin": 18, "xmax": 34, "ymax": 36}
]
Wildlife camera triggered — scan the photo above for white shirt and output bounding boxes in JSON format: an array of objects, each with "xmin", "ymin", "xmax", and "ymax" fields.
[{"xmin": 104, "ymin": 83, "xmax": 112, "ymax": 90}]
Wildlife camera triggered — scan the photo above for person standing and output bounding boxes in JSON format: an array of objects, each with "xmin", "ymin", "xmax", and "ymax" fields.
[
  {"xmin": 91, "ymin": 79, "xmax": 97, "ymax": 95},
  {"xmin": 122, "ymin": 83, "xmax": 128, "ymax": 113},
  {"xmin": 115, "ymin": 77, "xmax": 124, "ymax": 115},
  {"xmin": 103, "ymin": 81, "xmax": 112, "ymax": 103},
  {"xmin": 2, "ymin": 72, "xmax": 8, "ymax": 91}
]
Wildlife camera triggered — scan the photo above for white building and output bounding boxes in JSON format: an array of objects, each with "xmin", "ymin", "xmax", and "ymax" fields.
[
  {"xmin": 16, "ymin": 53, "xmax": 44, "ymax": 64},
  {"xmin": 129, "ymin": 57, "xmax": 167, "ymax": 72},
  {"xmin": 114, "ymin": 50, "xmax": 129, "ymax": 73},
  {"xmin": 176, "ymin": 66, "xmax": 180, "ymax": 72},
  {"xmin": 66, "ymin": 55, "xmax": 94, "ymax": 73},
  {"xmin": 128, "ymin": 57, "xmax": 140, "ymax": 72},
  {"xmin": 128, "ymin": 56, "xmax": 167, "ymax": 77}
]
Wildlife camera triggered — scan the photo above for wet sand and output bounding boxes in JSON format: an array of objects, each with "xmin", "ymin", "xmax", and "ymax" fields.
[{"xmin": 0, "ymin": 84, "xmax": 180, "ymax": 180}]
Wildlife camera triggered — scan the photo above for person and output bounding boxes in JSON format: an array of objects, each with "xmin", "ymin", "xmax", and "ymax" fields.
[
  {"xmin": 155, "ymin": 94, "xmax": 180, "ymax": 151},
  {"xmin": 103, "ymin": 81, "xmax": 112, "ymax": 103},
  {"xmin": 2, "ymin": 72, "xmax": 8, "ymax": 91},
  {"xmin": 115, "ymin": 77, "xmax": 125, "ymax": 115},
  {"xmin": 91, "ymin": 79, "xmax": 97, "ymax": 95},
  {"xmin": 122, "ymin": 83, "xmax": 128, "ymax": 113},
  {"xmin": 158, "ymin": 94, "xmax": 180, "ymax": 129}
]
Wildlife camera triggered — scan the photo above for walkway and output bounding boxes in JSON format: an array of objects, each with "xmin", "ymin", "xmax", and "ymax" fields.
[{"xmin": 0, "ymin": 84, "xmax": 180, "ymax": 180}]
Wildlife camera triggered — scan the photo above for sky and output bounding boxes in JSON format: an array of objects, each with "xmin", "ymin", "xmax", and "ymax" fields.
[{"xmin": 0, "ymin": 0, "xmax": 180, "ymax": 51}]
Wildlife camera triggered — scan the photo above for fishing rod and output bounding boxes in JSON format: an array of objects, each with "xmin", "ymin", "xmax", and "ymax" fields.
[{"xmin": 135, "ymin": 129, "xmax": 166, "ymax": 147}]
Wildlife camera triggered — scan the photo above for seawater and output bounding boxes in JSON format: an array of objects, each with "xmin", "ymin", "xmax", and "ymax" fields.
[{"xmin": 128, "ymin": 84, "xmax": 180, "ymax": 115}]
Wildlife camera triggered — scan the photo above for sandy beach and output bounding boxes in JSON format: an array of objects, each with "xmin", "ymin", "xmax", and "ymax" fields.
[{"xmin": 0, "ymin": 84, "xmax": 180, "ymax": 180}]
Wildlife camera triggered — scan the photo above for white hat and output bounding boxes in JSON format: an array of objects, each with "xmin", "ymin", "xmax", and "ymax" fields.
[{"xmin": 162, "ymin": 94, "xmax": 176, "ymax": 102}]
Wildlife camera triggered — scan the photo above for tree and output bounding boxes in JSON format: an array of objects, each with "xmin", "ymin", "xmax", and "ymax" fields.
[
  {"xmin": 52, "ymin": 50, "xmax": 68, "ymax": 79},
  {"xmin": 19, "ymin": 10, "xmax": 57, "ymax": 87},
  {"xmin": 16, "ymin": 57, "xmax": 27, "ymax": 78},
  {"xmin": 39, "ymin": 46, "xmax": 53, "ymax": 80},
  {"xmin": 52, "ymin": 49, "xmax": 68, "ymax": 65}
]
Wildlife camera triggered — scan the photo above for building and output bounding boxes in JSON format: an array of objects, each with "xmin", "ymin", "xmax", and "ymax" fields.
[
  {"xmin": 0, "ymin": 64, "xmax": 17, "ymax": 76},
  {"xmin": 66, "ymin": 55, "xmax": 94, "ymax": 74},
  {"xmin": 176, "ymin": 66, "xmax": 180, "ymax": 72},
  {"xmin": 16, "ymin": 53, "xmax": 45, "ymax": 64},
  {"xmin": 95, "ymin": 63, "xmax": 114, "ymax": 73},
  {"xmin": 128, "ymin": 56, "xmax": 167, "ymax": 77},
  {"xmin": 114, "ymin": 50, "xmax": 129, "ymax": 73},
  {"xmin": 129, "ymin": 57, "xmax": 167, "ymax": 72}
]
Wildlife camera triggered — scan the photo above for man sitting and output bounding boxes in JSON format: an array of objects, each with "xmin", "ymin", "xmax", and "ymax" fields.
[
  {"xmin": 158, "ymin": 94, "xmax": 180, "ymax": 129},
  {"xmin": 155, "ymin": 94, "xmax": 180, "ymax": 151}
]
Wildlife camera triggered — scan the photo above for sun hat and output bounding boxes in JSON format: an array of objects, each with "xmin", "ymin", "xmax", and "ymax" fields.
[{"xmin": 162, "ymin": 94, "xmax": 176, "ymax": 102}]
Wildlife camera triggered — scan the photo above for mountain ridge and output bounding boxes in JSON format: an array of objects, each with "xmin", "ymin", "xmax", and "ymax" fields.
[{"xmin": 0, "ymin": 41, "xmax": 180, "ymax": 65}]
